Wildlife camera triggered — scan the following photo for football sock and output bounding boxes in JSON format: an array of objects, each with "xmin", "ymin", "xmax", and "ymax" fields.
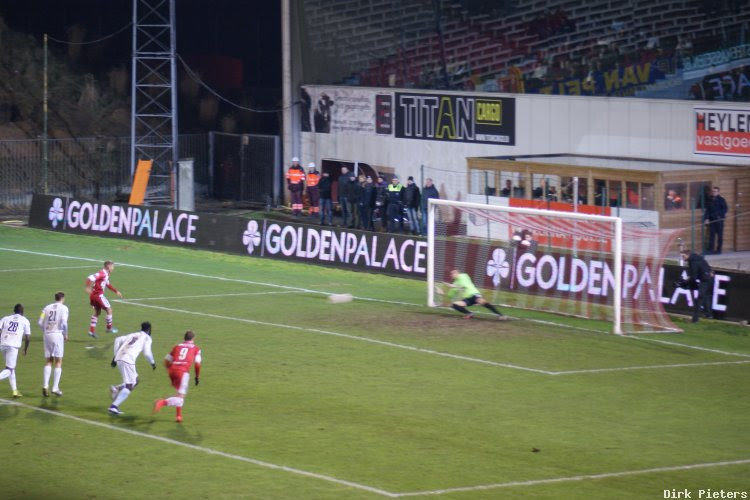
[
  {"xmin": 89, "ymin": 315, "xmax": 98, "ymax": 333},
  {"xmin": 9, "ymin": 371, "xmax": 17, "ymax": 391},
  {"xmin": 166, "ymin": 396, "xmax": 184, "ymax": 407},
  {"xmin": 112, "ymin": 387, "xmax": 131, "ymax": 407},
  {"xmin": 0, "ymin": 368, "xmax": 10, "ymax": 381},
  {"xmin": 43, "ymin": 365, "xmax": 52, "ymax": 388},
  {"xmin": 106, "ymin": 315, "xmax": 113, "ymax": 330},
  {"xmin": 483, "ymin": 303, "xmax": 502, "ymax": 315},
  {"xmin": 452, "ymin": 304, "xmax": 471, "ymax": 315},
  {"xmin": 53, "ymin": 367, "xmax": 62, "ymax": 391},
  {"xmin": 176, "ymin": 407, "xmax": 183, "ymax": 419}
]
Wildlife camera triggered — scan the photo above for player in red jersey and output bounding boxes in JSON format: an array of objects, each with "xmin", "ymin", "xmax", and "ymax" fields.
[
  {"xmin": 85, "ymin": 260, "xmax": 123, "ymax": 338},
  {"xmin": 153, "ymin": 330, "xmax": 202, "ymax": 423}
]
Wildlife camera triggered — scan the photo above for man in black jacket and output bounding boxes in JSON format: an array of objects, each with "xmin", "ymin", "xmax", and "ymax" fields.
[
  {"xmin": 359, "ymin": 175, "xmax": 375, "ymax": 230},
  {"xmin": 337, "ymin": 167, "xmax": 350, "ymax": 227},
  {"xmin": 318, "ymin": 171, "xmax": 333, "ymax": 225},
  {"xmin": 346, "ymin": 172, "xmax": 360, "ymax": 228},
  {"xmin": 704, "ymin": 186, "xmax": 728, "ymax": 254},
  {"xmin": 403, "ymin": 176, "xmax": 421, "ymax": 235},
  {"xmin": 681, "ymin": 249, "xmax": 714, "ymax": 322}
]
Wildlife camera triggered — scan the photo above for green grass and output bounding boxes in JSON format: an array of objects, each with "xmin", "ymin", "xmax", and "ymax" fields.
[{"xmin": 0, "ymin": 224, "xmax": 749, "ymax": 499}]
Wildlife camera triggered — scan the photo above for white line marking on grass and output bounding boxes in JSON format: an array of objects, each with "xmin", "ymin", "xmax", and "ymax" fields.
[
  {"xmin": 394, "ymin": 458, "xmax": 750, "ymax": 497},
  {"xmin": 114, "ymin": 300, "xmax": 556, "ymax": 375},
  {"xmin": 0, "ymin": 398, "xmax": 398, "ymax": 498},
  {"xmin": 630, "ymin": 336, "xmax": 750, "ymax": 359},
  {"xmin": 4, "ymin": 247, "xmax": 750, "ymax": 369},
  {"xmin": 122, "ymin": 291, "xmax": 305, "ymax": 302},
  {"xmin": 0, "ymin": 265, "xmax": 92, "ymax": 272},
  {"xmin": 552, "ymin": 359, "xmax": 750, "ymax": 375}
]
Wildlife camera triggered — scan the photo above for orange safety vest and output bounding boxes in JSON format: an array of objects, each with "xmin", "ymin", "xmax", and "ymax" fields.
[
  {"xmin": 286, "ymin": 167, "xmax": 305, "ymax": 185},
  {"xmin": 306, "ymin": 171, "xmax": 320, "ymax": 187}
]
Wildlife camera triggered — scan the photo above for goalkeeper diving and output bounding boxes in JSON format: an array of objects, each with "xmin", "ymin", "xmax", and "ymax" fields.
[{"xmin": 437, "ymin": 269, "xmax": 509, "ymax": 320}]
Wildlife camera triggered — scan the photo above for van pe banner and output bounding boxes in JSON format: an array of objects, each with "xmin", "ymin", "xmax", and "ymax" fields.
[
  {"xmin": 394, "ymin": 92, "xmax": 515, "ymax": 145},
  {"xmin": 695, "ymin": 107, "xmax": 750, "ymax": 156},
  {"xmin": 300, "ymin": 86, "xmax": 392, "ymax": 136},
  {"xmin": 29, "ymin": 194, "xmax": 749, "ymax": 321}
]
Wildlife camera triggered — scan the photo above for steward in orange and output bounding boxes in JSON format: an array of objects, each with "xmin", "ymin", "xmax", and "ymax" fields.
[
  {"xmin": 286, "ymin": 157, "xmax": 305, "ymax": 216},
  {"xmin": 306, "ymin": 162, "xmax": 320, "ymax": 215}
]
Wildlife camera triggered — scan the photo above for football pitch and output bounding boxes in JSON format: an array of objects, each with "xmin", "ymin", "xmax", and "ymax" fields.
[{"xmin": 0, "ymin": 224, "xmax": 748, "ymax": 499}]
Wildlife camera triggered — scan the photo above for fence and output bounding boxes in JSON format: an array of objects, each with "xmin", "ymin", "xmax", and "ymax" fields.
[{"xmin": 0, "ymin": 132, "xmax": 280, "ymax": 211}]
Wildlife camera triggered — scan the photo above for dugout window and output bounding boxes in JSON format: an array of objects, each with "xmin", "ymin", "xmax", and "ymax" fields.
[
  {"xmin": 608, "ymin": 180, "xmax": 624, "ymax": 207},
  {"xmin": 689, "ymin": 181, "xmax": 711, "ymax": 210},
  {"xmin": 470, "ymin": 169, "xmax": 497, "ymax": 196},
  {"xmin": 641, "ymin": 183, "xmax": 655, "ymax": 210},
  {"xmin": 626, "ymin": 182, "xmax": 639, "ymax": 208},
  {"xmin": 664, "ymin": 182, "xmax": 687, "ymax": 210}
]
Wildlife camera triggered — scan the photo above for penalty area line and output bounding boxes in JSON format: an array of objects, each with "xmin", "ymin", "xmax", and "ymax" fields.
[
  {"xmin": 393, "ymin": 458, "xmax": 750, "ymax": 497},
  {"xmin": 0, "ymin": 399, "xmax": 398, "ymax": 498},
  {"xmin": 121, "ymin": 291, "xmax": 307, "ymax": 302}
]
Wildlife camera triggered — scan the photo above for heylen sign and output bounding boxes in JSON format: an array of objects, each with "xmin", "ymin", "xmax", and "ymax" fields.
[{"xmin": 695, "ymin": 107, "xmax": 750, "ymax": 156}]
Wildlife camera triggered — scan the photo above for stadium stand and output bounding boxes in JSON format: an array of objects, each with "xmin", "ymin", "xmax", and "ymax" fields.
[{"xmin": 297, "ymin": 0, "xmax": 750, "ymax": 98}]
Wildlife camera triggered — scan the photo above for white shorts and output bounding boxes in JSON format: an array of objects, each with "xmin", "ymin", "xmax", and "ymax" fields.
[
  {"xmin": 117, "ymin": 361, "xmax": 138, "ymax": 386},
  {"xmin": 44, "ymin": 333, "xmax": 65, "ymax": 358},
  {"xmin": 1, "ymin": 346, "xmax": 19, "ymax": 369}
]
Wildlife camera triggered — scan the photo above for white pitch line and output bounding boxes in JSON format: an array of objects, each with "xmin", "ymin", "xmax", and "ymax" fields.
[
  {"xmin": 121, "ymin": 291, "xmax": 305, "ymax": 302},
  {"xmin": 4, "ymin": 246, "xmax": 750, "ymax": 370},
  {"xmin": 551, "ymin": 359, "xmax": 750, "ymax": 375},
  {"xmin": 0, "ymin": 265, "xmax": 92, "ymax": 272},
  {"xmin": 0, "ymin": 399, "xmax": 397, "ymax": 498},
  {"xmin": 3, "ymin": 399, "xmax": 748, "ymax": 498},
  {"xmin": 630, "ymin": 335, "xmax": 750, "ymax": 359},
  {"xmin": 394, "ymin": 458, "xmax": 750, "ymax": 497},
  {"xmin": 114, "ymin": 299, "xmax": 555, "ymax": 375}
]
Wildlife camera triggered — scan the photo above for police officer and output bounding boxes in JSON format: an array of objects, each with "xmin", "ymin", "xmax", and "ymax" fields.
[
  {"xmin": 286, "ymin": 157, "xmax": 305, "ymax": 216},
  {"xmin": 681, "ymin": 249, "xmax": 714, "ymax": 323},
  {"xmin": 386, "ymin": 176, "xmax": 405, "ymax": 233}
]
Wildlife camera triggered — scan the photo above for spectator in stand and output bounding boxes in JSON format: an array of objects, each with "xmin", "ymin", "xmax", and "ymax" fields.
[
  {"xmin": 704, "ymin": 186, "xmax": 728, "ymax": 254},
  {"xmin": 318, "ymin": 171, "xmax": 333, "ymax": 226},
  {"xmin": 500, "ymin": 179, "xmax": 513, "ymax": 197},
  {"xmin": 404, "ymin": 176, "xmax": 421, "ymax": 235},
  {"xmin": 337, "ymin": 166, "xmax": 350, "ymax": 227},
  {"xmin": 421, "ymin": 178, "xmax": 439, "ymax": 236},
  {"xmin": 386, "ymin": 176, "xmax": 405, "ymax": 233},
  {"xmin": 347, "ymin": 172, "xmax": 362, "ymax": 229},
  {"xmin": 360, "ymin": 176, "xmax": 376, "ymax": 231},
  {"xmin": 374, "ymin": 176, "xmax": 389, "ymax": 231},
  {"xmin": 305, "ymin": 163, "xmax": 320, "ymax": 217}
]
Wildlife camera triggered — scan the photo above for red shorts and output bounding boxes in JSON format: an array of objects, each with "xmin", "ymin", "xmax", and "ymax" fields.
[
  {"xmin": 169, "ymin": 369, "xmax": 190, "ymax": 394},
  {"xmin": 89, "ymin": 294, "xmax": 110, "ymax": 311}
]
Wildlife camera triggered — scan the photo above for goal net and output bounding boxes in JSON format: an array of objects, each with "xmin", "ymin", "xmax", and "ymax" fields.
[{"xmin": 427, "ymin": 199, "xmax": 682, "ymax": 334}]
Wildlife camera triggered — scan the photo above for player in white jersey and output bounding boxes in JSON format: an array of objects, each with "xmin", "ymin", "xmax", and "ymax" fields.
[
  {"xmin": 38, "ymin": 292, "xmax": 69, "ymax": 397},
  {"xmin": 0, "ymin": 304, "xmax": 31, "ymax": 398},
  {"xmin": 108, "ymin": 321, "xmax": 156, "ymax": 415}
]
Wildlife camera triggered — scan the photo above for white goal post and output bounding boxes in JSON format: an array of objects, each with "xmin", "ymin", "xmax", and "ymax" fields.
[{"xmin": 427, "ymin": 197, "xmax": 677, "ymax": 335}]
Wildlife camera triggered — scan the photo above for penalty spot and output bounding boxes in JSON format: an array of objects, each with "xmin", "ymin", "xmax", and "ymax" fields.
[{"xmin": 328, "ymin": 293, "xmax": 353, "ymax": 304}]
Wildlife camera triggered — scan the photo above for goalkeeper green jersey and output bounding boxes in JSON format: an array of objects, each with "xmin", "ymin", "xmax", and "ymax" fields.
[{"xmin": 449, "ymin": 273, "xmax": 480, "ymax": 299}]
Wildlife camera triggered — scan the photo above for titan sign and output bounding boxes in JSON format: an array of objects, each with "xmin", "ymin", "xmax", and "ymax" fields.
[
  {"xmin": 29, "ymin": 194, "xmax": 749, "ymax": 321},
  {"xmin": 394, "ymin": 92, "xmax": 516, "ymax": 145}
]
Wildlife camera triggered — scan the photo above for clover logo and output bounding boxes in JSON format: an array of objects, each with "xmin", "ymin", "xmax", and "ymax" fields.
[
  {"xmin": 242, "ymin": 220, "xmax": 261, "ymax": 254},
  {"xmin": 486, "ymin": 248, "xmax": 510, "ymax": 287},
  {"xmin": 48, "ymin": 198, "xmax": 64, "ymax": 228}
]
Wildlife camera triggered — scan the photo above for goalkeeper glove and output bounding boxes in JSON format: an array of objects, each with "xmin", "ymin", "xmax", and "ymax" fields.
[
  {"xmin": 110, "ymin": 359, "xmax": 117, "ymax": 368},
  {"xmin": 194, "ymin": 377, "xmax": 200, "ymax": 386}
]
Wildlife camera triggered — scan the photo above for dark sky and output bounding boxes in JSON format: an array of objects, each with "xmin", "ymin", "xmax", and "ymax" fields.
[{"xmin": 0, "ymin": 0, "xmax": 281, "ymax": 90}]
